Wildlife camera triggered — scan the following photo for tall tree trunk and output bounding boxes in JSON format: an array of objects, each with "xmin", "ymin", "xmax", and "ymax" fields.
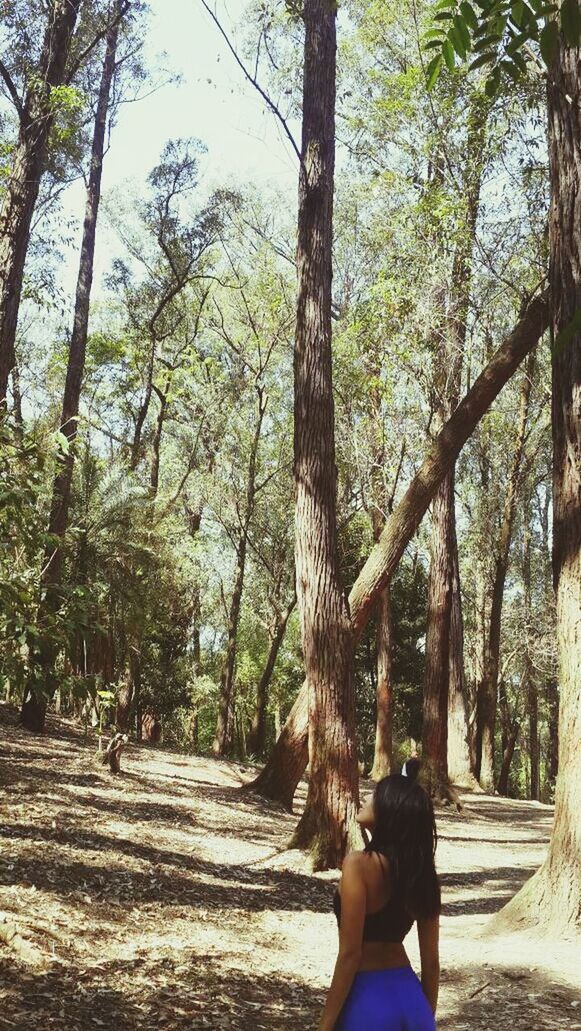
[
  {"xmin": 116, "ymin": 643, "xmax": 140, "ymax": 732},
  {"xmin": 477, "ymin": 352, "xmax": 535, "ymax": 790},
  {"xmin": 150, "ymin": 379, "xmax": 169, "ymax": 496},
  {"xmin": 248, "ymin": 596, "xmax": 296, "ymax": 757},
  {"xmin": 422, "ymin": 470, "xmax": 453, "ymax": 792},
  {"xmin": 212, "ymin": 385, "xmax": 266, "ymax": 755},
  {"xmin": 281, "ymin": 0, "xmax": 361, "ymax": 870},
  {"xmin": 523, "ymin": 496, "xmax": 539, "ymax": 800},
  {"xmin": 131, "ymin": 335, "xmax": 156, "ymax": 469},
  {"xmin": 370, "ymin": 586, "xmax": 394, "ymax": 780},
  {"xmin": 0, "ymin": 0, "xmax": 83, "ymax": 403},
  {"xmin": 448, "ymin": 527, "xmax": 479, "ymax": 787},
  {"xmin": 366, "ymin": 400, "xmax": 402, "ymax": 781},
  {"xmin": 20, "ymin": 11, "xmax": 122, "ymax": 733},
  {"xmin": 497, "ymin": 675, "xmax": 519, "ymax": 797},
  {"xmin": 424, "ymin": 86, "xmax": 489, "ymax": 796},
  {"xmin": 546, "ymin": 675, "xmax": 559, "ymax": 793},
  {"xmin": 492, "ymin": 37, "xmax": 581, "ymax": 934},
  {"xmin": 243, "ymin": 289, "xmax": 549, "ymax": 811}
]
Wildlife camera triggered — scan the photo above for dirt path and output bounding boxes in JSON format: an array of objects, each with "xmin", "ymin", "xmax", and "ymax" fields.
[{"xmin": 1, "ymin": 704, "xmax": 579, "ymax": 1030}]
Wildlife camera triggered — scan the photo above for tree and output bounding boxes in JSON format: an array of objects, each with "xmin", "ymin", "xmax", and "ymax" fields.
[
  {"xmin": 428, "ymin": 0, "xmax": 581, "ymax": 937},
  {"xmin": 20, "ymin": 0, "xmax": 132, "ymax": 733},
  {"xmin": 244, "ymin": 290, "xmax": 548, "ymax": 809},
  {"xmin": 0, "ymin": 1, "xmax": 128, "ymax": 404},
  {"xmin": 284, "ymin": 0, "xmax": 362, "ymax": 869},
  {"xmin": 476, "ymin": 352, "xmax": 535, "ymax": 789}
]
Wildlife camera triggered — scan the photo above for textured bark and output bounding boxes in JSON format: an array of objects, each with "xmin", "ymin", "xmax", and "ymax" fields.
[
  {"xmin": 116, "ymin": 646, "xmax": 140, "ymax": 732},
  {"xmin": 370, "ymin": 586, "xmax": 394, "ymax": 780},
  {"xmin": 245, "ymin": 293, "xmax": 549, "ymax": 808},
  {"xmin": 493, "ymin": 37, "xmax": 581, "ymax": 934},
  {"xmin": 283, "ymin": 0, "xmax": 361, "ymax": 870},
  {"xmin": 546, "ymin": 675, "xmax": 559, "ymax": 790},
  {"xmin": 422, "ymin": 86, "xmax": 489, "ymax": 796},
  {"xmin": 150, "ymin": 379, "xmax": 169, "ymax": 496},
  {"xmin": 422, "ymin": 471, "xmax": 454, "ymax": 791},
  {"xmin": 367, "ymin": 386, "xmax": 400, "ymax": 781},
  {"xmin": 448, "ymin": 529, "xmax": 479, "ymax": 787},
  {"xmin": 497, "ymin": 674, "xmax": 519, "ymax": 796},
  {"xmin": 130, "ymin": 336, "xmax": 156, "ymax": 469},
  {"xmin": 212, "ymin": 386, "xmax": 266, "ymax": 756},
  {"xmin": 477, "ymin": 352, "xmax": 534, "ymax": 790},
  {"xmin": 248, "ymin": 597, "xmax": 296, "ymax": 757},
  {"xmin": 240, "ymin": 684, "xmax": 309, "ymax": 811},
  {"xmin": 0, "ymin": 0, "xmax": 83, "ymax": 403},
  {"xmin": 523, "ymin": 504, "xmax": 539, "ymax": 800},
  {"xmin": 20, "ymin": 10, "xmax": 122, "ymax": 733}
]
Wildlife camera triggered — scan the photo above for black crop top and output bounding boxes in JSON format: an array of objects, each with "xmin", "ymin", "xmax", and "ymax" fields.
[{"xmin": 332, "ymin": 886, "xmax": 414, "ymax": 943}]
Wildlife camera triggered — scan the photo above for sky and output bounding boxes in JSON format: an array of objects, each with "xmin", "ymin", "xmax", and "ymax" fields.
[{"xmin": 60, "ymin": 0, "xmax": 301, "ymax": 298}]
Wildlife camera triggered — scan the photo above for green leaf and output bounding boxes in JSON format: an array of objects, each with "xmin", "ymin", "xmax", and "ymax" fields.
[
  {"xmin": 506, "ymin": 30, "xmax": 529, "ymax": 54},
  {"xmin": 474, "ymin": 32, "xmax": 503, "ymax": 50},
  {"xmin": 449, "ymin": 23, "xmax": 467, "ymax": 56},
  {"xmin": 443, "ymin": 38, "xmax": 457, "ymax": 69},
  {"xmin": 561, "ymin": 0, "xmax": 581, "ymax": 45},
  {"xmin": 500, "ymin": 57, "xmax": 522, "ymax": 79},
  {"xmin": 510, "ymin": 0, "xmax": 524, "ymax": 25},
  {"xmin": 511, "ymin": 50, "xmax": 528, "ymax": 72},
  {"xmin": 460, "ymin": 1, "xmax": 479, "ymax": 28},
  {"xmin": 426, "ymin": 53, "xmax": 443, "ymax": 90},
  {"xmin": 485, "ymin": 64, "xmax": 501, "ymax": 95},
  {"xmin": 435, "ymin": 9, "xmax": 455, "ymax": 18},
  {"xmin": 454, "ymin": 13, "xmax": 473, "ymax": 48},
  {"xmin": 540, "ymin": 19, "xmax": 559, "ymax": 64},
  {"xmin": 469, "ymin": 49, "xmax": 497, "ymax": 68},
  {"xmin": 425, "ymin": 38, "xmax": 446, "ymax": 48}
]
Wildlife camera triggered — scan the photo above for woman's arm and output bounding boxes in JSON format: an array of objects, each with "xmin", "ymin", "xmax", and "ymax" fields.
[
  {"xmin": 417, "ymin": 914, "xmax": 440, "ymax": 1014},
  {"xmin": 318, "ymin": 853, "xmax": 365, "ymax": 1031}
]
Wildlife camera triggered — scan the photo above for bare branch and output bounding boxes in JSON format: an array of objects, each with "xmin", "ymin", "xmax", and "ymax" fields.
[
  {"xmin": 0, "ymin": 59, "xmax": 23, "ymax": 119},
  {"xmin": 197, "ymin": 0, "xmax": 302, "ymax": 167},
  {"xmin": 65, "ymin": 0, "xmax": 132, "ymax": 84}
]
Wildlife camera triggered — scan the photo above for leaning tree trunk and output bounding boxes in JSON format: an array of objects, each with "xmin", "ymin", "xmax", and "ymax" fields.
[
  {"xmin": 20, "ymin": 11, "xmax": 122, "ymax": 733},
  {"xmin": 477, "ymin": 351, "xmax": 534, "ymax": 790},
  {"xmin": 284, "ymin": 0, "xmax": 361, "ymax": 870},
  {"xmin": 0, "ymin": 0, "xmax": 82, "ymax": 404},
  {"xmin": 491, "ymin": 36, "xmax": 581, "ymax": 934},
  {"xmin": 243, "ymin": 292, "xmax": 549, "ymax": 809}
]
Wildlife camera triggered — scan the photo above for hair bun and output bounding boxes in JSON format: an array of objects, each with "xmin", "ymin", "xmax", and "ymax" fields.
[{"xmin": 401, "ymin": 757, "xmax": 421, "ymax": 782}]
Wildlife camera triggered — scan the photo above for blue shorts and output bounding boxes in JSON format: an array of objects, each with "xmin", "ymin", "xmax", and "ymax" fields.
[{"xmin": 334, "ymin": 966, "xmax": 436, "ymax": 1031}]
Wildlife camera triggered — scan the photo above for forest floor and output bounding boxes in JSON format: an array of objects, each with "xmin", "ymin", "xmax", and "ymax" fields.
[{"xmin": 0, "ymin": 703, "xmax": 579, "ymax": 1031}]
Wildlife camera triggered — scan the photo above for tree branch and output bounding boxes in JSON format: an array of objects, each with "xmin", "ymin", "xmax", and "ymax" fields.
[
  {"xmin": 0, "ymin": 60, "xmax": 23, "ymax": 119},
  {"xmin": 197, "ymin": 0, "xmax": 302, "ymax": 167},
  {"xmin": 65, "ymin": 0, "xmax": 132, "ymax": 84}
]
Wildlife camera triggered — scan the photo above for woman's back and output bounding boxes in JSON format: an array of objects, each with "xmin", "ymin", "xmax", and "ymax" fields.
[{"xmin": 333, "ymin": 850, "xmax": 415, "ymax": 947}]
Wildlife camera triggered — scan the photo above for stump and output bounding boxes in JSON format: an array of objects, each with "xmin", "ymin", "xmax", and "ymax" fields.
[
  {"xmin": 141, "ymin": 712, "xmax": 162, "ymax": 743},
  {"xmin": 101, "ymin": 732, "xmax": 129, "ymax": 773}
]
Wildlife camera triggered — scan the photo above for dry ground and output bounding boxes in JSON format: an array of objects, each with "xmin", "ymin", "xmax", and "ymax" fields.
[{"xmin": 0, "ymin": 703, "xmax": 579, "ymax": 1030}]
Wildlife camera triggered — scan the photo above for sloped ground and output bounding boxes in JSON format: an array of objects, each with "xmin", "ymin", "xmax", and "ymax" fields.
[{"xmin": 0, "ymin": 702, "xmax": 579, "ymax": 1030}]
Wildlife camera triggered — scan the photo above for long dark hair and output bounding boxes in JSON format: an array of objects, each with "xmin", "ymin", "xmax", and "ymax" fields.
[{"xmin": 364, "ymin": 765, "xmax": 441, "ymax": 919}]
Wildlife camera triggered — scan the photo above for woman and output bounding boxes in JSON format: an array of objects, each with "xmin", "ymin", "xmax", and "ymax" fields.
[{"xmin": 318, "ymin": 762, "xmax": 441, "ymax": 1031}]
